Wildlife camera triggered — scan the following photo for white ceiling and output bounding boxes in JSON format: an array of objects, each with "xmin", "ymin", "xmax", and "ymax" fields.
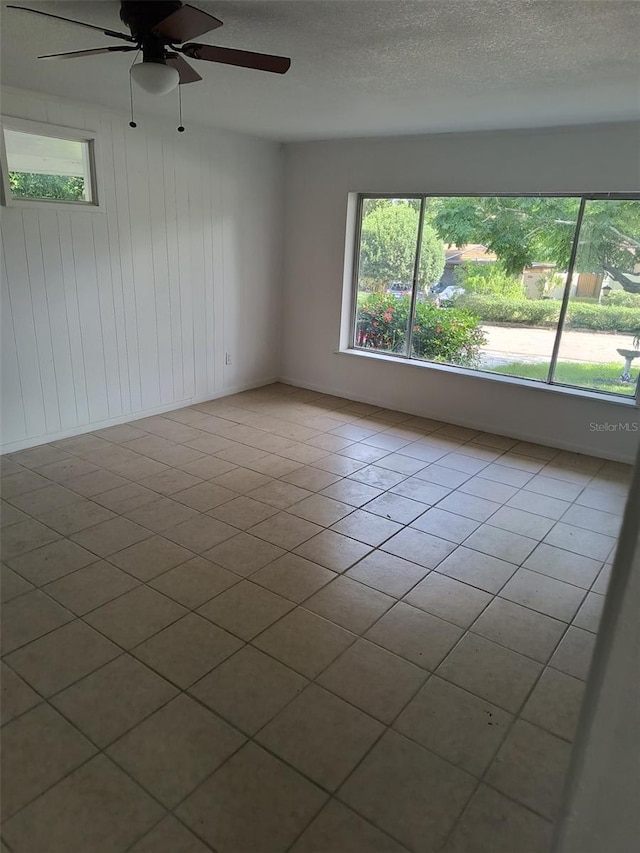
[{"xmin": 2, "ymin": 1, "xmax": 640, "ymax": 141}]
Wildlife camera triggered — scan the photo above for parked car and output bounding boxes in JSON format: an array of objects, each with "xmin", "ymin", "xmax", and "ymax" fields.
[
  {"xmin": 431, "ymin": 280, "xmax": 450, "ymax": 295},
  {"xmin": 428, "ymin": 282, "xmax": 465, "ymax": 306},
  {"xmin": 434, "ymin": 285, "xmax": 464, "ymax": 302},
  {"xmin": 386, "ymin": 281, "xmax": 412, "ymax": 298}
]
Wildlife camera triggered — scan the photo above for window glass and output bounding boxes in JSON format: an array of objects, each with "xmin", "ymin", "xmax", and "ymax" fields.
[
  {"xmin": 553, "ymin": 199, "xmax": 640, "ymax": 397},
  {"xmin": 354, "ymin": 197, "xmax": 421, "ymax": 357},
  {"xmin": 350, "ymin": 194, "xmax": 640, "ymax": 400},
  {"xmin": 400, "ymin": 195, "xmax": 581, "ymax": 376},
  {"xmin": 4, "ymin": 128, "xmax": 92, "ymax": 203},
  {"xmin": 418, "ymin": 197, "xmax": 580, "ymax": 378},
  {"xmin": 354, "ymin": 196, "xmax": 584, "ymax": 376}
]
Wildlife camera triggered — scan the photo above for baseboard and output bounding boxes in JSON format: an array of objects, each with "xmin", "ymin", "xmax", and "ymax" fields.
[
  {"xmin": 5, "ymin": 370, "xmax": 634, "ymax": 464},
  {"xmin": 277, "ymin": 375, "xmax": 635, "ymax": 464},
  {"xmin": 1, "ymin": 376, "xmax": 279, "ymax": 454}
]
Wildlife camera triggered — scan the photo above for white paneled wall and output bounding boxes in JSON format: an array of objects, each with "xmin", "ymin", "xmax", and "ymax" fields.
[{"xmin": 1, "ymin": 88, "xmax": 283, "ymax": 451}]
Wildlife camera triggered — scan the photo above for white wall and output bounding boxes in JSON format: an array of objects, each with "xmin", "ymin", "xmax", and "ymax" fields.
[
  {"xmin": 282, "ymin": 123, "xmax": 640, "ymax": 462},
  {"xmin": 1, "ymin": 88, "xmax": 283, "ymax": 452},
  {"xmin": 553, "ymin": 446, "xmax": 640, "ymax": 853}
]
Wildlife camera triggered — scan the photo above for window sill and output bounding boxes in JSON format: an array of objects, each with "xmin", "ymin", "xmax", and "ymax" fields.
[
  {"xmin": 337, "ymin": 347, "xmax": 639, "ymax": 408},
  {"xmin": 1, "ymin": 199, "xmax": 104, "ymax": 213}
]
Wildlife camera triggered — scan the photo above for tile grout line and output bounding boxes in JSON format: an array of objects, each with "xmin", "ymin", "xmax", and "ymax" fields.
[
  {"xmin": 1, "ymin": 386, "xmax": 631, "ymax": 852},
  {"xmin": 0, "ymin": 468, "xmax": 612, "ymax": 680},
  {"xmin": 0, "ymin": 450, "xmax": 612, "ymax": 705}
]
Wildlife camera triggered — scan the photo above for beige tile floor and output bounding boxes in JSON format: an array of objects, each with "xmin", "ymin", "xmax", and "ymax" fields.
[{"xmin": 0, "ymin": 383, "xmax": 630, "ymax": 853}]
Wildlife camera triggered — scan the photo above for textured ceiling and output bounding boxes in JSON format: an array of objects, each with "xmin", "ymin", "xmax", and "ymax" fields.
[{"xmin": 1, "ymin": 0, "xmax": 640, "ymax": 141}]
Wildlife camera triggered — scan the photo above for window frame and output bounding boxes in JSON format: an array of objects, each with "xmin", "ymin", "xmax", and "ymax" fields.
[
  {"xmin": 348, "ymin": 192, "xmax": 640, "ymax": 405},
  {"xmin": 0, "ymin": 116, "xmax": 102, "ymax": 211}
]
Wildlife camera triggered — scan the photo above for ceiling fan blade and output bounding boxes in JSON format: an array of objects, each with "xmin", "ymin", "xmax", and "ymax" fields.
[
  {"xmin": 166, "ymin": 53, "xmax": 202, "ymax": 84},
  {"xmin": 6, "ymin": 5, "xmax": 136, "ymax": 43},
  {"xmin": 153, "ymin": 4, "xmax": 223, "ymax": 43},
  {"xmin": 38, "ymin": 46, "xmax": 138, "ymax": 60},
  {"xmin": 181, "ymin": 43, "xmax": 291, "ymax": 74}
]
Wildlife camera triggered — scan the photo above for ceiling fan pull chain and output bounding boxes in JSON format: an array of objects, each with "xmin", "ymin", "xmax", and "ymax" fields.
[
  {"xmin": 177, "ymin": 83, "xmax": 185, "ymax": 133},
  {"xmin": 129, "ymin": 50, "xmax": 140, "ymax": 128},
  {"xmin": 129, "ymin": 74, "xmax": 137, "ymax": 128}
]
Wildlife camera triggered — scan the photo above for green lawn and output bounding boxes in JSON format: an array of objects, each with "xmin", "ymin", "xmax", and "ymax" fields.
[{"xmin": 490, "ymin": 360, "xmax": 637, "ymax": 396}]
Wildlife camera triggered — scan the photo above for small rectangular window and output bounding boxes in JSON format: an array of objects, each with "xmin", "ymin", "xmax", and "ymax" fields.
[{"xmin": 1, "ymin": 118, "xmax": 98, "ymax": 208}]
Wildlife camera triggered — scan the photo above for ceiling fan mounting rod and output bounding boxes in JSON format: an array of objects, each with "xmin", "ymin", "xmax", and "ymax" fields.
[
  {"xmin": 119, "ymin": 0, "xmax": 182, "ymax": 42},
  {"xmin": 140, "ymin": 34, "xmax": 167, "ymax": 64}
]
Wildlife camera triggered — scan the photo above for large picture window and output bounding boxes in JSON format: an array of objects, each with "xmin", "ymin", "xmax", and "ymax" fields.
[{"xmin": 351, "ymin": 194, "xmax": 640, "ymax": 400}]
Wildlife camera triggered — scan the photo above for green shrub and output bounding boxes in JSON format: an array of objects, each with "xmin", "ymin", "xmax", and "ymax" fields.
[
  {"xmin": 456, "ymin": 294, "xmax": 640, "ymax": 334},
  {"xmin": 456, "ymin": 261, "xmax": 525, "ymax": 298},
  {"xmin": 355, "ymin": 294, "xmax": 410, "ymax": 354},
  {"xmin": 536, "ymin": 271, "xmax": 566, "ymax": 298},
  {"xmin": 9, "ymin": 172, "xmax": 85, "ymax": 201},
  {"xmin": 604, "ymin": 291, "xmax": 640, "ymax": 308},
  {"xmin": 411, "ymin": 301, "xmax": 487, "ymax": 365},
  {"xmin": 355, "ymin": 294, "xmax": 486, "ymax": 366},
  {"xmin": 359, "ymin": 202, "xmax": 445, "ymax": 289},
  {"xmin": 457, "ymin": 295, "xmax": 560, "ymax": 325},
  {"xmin": 565, "ymin": 304, "xmax": 640, "ymax": 334}
]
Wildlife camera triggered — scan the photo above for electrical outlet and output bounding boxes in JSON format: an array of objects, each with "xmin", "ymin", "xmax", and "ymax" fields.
[{"xmin": 225, "ymin": 352, "xmax": 232, "ymax": 365}]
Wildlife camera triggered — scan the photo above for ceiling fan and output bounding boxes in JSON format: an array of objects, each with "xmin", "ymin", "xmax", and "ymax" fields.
[{"xmin": 8, "ymin": 1, "xmax": 291, "ymax": 96}]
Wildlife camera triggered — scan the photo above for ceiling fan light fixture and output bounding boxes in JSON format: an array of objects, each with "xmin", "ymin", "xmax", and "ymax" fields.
[{"xmin": 130, "ymin": 60, "xmax": 179, "ymax": 94}]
